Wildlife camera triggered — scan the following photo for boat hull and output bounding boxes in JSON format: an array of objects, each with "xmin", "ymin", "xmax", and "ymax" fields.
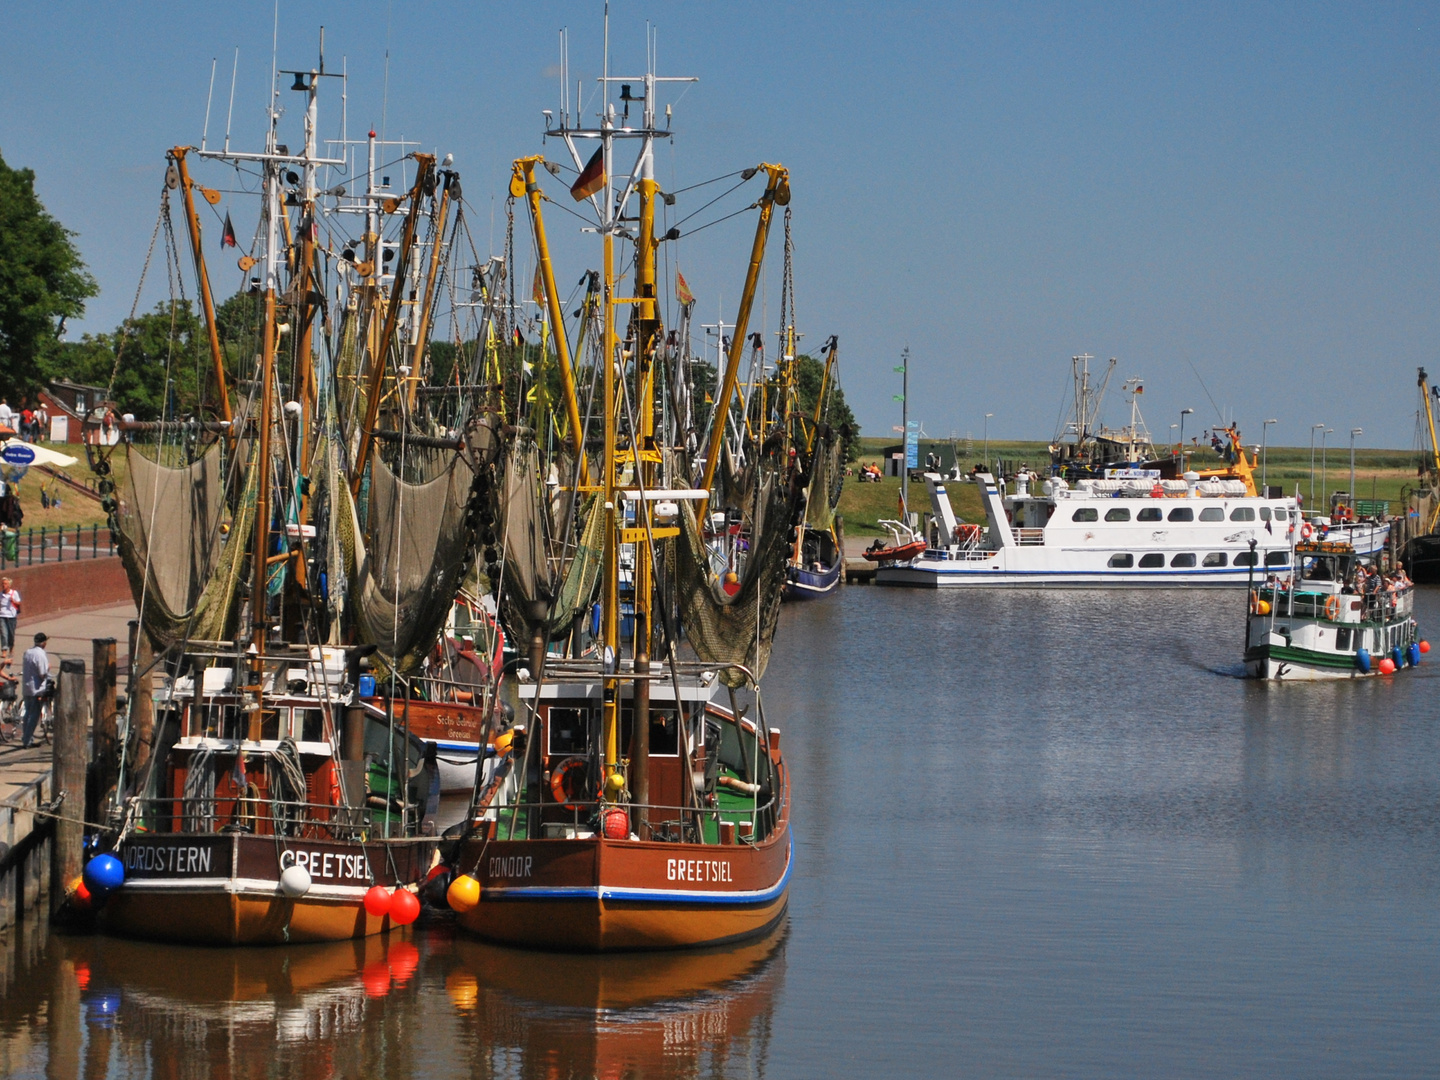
[
  {"xmin": 100, "ymin": 832, "xmax": 428, "ymax": 946},
  {"xmin": 1404, "ymin": 533, "xmax": 1440, "ymax": 584},
  {"xmin": 454, "ymin": 829, "xmax": 792, "ymax": 952},
  {"xmin": 782, "ymin": 560, "xmax": 841, "ymax": 599},
  {"xmin": 877, "ymin": 561, "xmax": 1287, "ymax": 588},
  {"xmin": 1244, "ymin": 644, "xmax": 1373, "ymax": 680}
]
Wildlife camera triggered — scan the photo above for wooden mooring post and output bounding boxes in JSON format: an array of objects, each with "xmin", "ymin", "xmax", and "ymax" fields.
[
  {"xmin": 49, "ymin": 657, "xmax": 87, "ymax": 914},
  {"xmin": 92, "ymin": 637, "xmax": 118, "ymax": 823}
]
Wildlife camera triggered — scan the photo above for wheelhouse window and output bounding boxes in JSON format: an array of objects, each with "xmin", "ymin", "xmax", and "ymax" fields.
[
  {"xmin": 1264, "ymin": 551, "xmax": 1288, "ymax": 567},
  {"xmin": 1230, "ymin": 506, "xmax": 1256, "ymax": 521},
  {"xmin": 1274, "ymin": 508, "xmax": 1289, "ymax": 521},
  {"xmin": 1198, "ymin": 507, "xmax": 1224, "ymax": 521},
  {"xmin": 1171, "ymin": 553, "xmax": 1197, "ymax": 567},
  {"xmin": 1139, "ymin": 553, "xmax": 1164, "ymax": 568},
  {"xmin": 1202, "ymin": 552, "xmax": 1227, "ymax": 567},
  {"xmin": 1336, "ymin": 628, "xmax": 1353, "ymax": 651},
  {"xmin": 1259, "ymin": 507, "xmax": 1272, "ymax": 521},
  {"xmin": 548, "ymin": 707, "xmax": 590, "ymax": 755},
  {"xmin": 1072, "ymin": 507, "xmax": 1098, "ymax": 522},
  {"xmin": 1167, "ymin": 507, "xmax": 1194, "ymax": 522},
  {"xmin": 1104, "ymin": 507, "xmax": 1131, "ymax": 522},
  {"xmin": 1137, "ymin": 507, "xmax": 1162, "ymax": 522},
  {"xmin": 1234, "ymin": 551, "xmax": 1258, "ymax": 567},
  {"xmin": 1108, "ymin": 553, "xmax": 1134, "ymax": 567}
]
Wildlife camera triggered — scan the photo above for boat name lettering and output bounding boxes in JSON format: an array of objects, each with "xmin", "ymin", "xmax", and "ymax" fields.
[
  {"xmin": 279, "ymin": 848, "xmax": 369, "ymax": 881},
  {"xmin": 125, "ymin": 844, "xmax": 213, "ymax": 874},
  {"xmin": 489, "ymin": 855, "xmax": 532, "ymax": 879},
  {"xmin": 666, "ymin": 857, "xmax": 733, "ymax": 883}
]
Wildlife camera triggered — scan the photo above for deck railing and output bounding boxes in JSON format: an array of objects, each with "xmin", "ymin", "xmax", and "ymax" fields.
[{"xmin": 0, "ymin": 524, "xmax": 117, "ymax": 568}]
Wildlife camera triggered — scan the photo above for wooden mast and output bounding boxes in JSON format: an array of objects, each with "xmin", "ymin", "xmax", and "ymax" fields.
[{"xmin": 170, "ymin": 147, "xmax": 234, "ymax": 435}]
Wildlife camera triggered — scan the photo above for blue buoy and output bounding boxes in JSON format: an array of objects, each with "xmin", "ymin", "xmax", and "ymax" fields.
[
  {"xmin": 1392, "ymin": 647, "xmax": 1404, "ymax": 671},
  {"xmin": 83, "ymin": 853, "xmax": 124, "ymax": 894},
  {"xmin": 1355, "ymin": 648, "xmax": 1371, "ymax": 674},
  {"xmin": 1408, "ymin": 642, "xmax": 1421, "ymax": 668}
]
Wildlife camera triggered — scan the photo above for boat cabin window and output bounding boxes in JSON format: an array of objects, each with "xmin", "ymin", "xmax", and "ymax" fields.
[
  {"xmin": 1264, "ymin": 551, "xmax": 1288, "ymax": 567},
  {"xmin": 1199, "ymin": 507, "xmax": 1224, "ymax": 521},
  {"xmin": 618, "ymin": 705, "xmax": 682, "ymax": 757},
  {"xmin": 1167, "ymin": 507, "xmax": 1194, "ymax": 522},
  {"xmin": 1139, "ymin": 553, "xmax": 1164, "ymax": 568},
  {"xmin": 1274, "ymin": 508, "xmax": 1289, "ymax": 521},
  {"xmin": 1171, "ymin": 553, "xmax": 1197, "ymax": 567},
  {"xmin": 1108, "ymin": 553, "xmax": 1134, "ymax": 567},
  {"xmin": 1234, "ymin": 551, "xmax": 1258, "ymax": 567},
  {"xmin": 1104, "ymin": 507, "xmax": 1130, "ymax": 522},
  {"xmin": 1259, "ymin": 507, "xmax": 1272, "ymax": 521},
  {"xmin": 1336, "ymin": 628, "xmax": 1352, "ymax": 651},
  {"xmin": 1137, "ymin": 507, "xmax": 1162, "ymax": 522},
  {"xmin": 292, "ymin": 708, "xmax": 325, "ymax": 743},
  {"xmin": 1230, "ymin": 507, "xmax": 1256, "ymax": 521},
  {"xmin": 547, "ymin": 707, "xmax": 591, "ymax": 755},
  {"xmin": 1202, "ymin": 552, "xmax": 1227, "ymax": 567},
  {"xmin": 1072, "ymin": 507, "xmax": 1098, "ymax": 522}
]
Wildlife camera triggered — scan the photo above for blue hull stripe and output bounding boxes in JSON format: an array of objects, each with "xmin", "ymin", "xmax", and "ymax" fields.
[{"xmin": 482, "ymin": 837, "xmax": 793, "ymax": 906}]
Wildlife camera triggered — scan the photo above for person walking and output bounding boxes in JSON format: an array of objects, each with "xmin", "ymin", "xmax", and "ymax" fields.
[
  {"xmin": 0, "ymin": 576, "xmax": 18, "ymax": 659},
  {"xmin": 21, "ymin": 632, "xmax": 50, "ymax": 748}
]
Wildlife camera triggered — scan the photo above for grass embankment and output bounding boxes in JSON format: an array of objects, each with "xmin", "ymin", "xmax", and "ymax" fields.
[
  {"xmin": 835, "ymin": 437, "xmax": 1426, "ymax": 537},
  {"xmin": 8, "ymin": 442, "xmax": 120, "ymax": 532}
]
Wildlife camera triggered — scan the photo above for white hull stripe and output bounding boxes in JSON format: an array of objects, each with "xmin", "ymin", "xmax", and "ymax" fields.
[
  {"xmin": 114, "ymin": 877, "xmax": 376, "ymax": 901},
  {"xmin": 483, "ymin": 837, "xmax": 793, "ymax": 906}
]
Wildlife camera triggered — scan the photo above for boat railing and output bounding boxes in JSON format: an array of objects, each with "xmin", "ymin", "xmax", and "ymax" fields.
[
  {"xmin": 924, "ymin": 547, "xmax": 994, "ymax": 562},
  {"xmin": 481, "ymin": 790, "xmax": 783, "ymax": 845},
  {"xmin": 1014, "ymin": 528, "xmax": 1045, "ymax": 546},
  {"xmin": 130, "ymin": 796, "xmax": 417, "ymax": 842}
]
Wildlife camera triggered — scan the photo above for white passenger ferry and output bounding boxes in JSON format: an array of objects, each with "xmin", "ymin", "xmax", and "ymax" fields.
[{"xmin": 876, "ymin": 470, "xmax": 1299, "ymax": 588}]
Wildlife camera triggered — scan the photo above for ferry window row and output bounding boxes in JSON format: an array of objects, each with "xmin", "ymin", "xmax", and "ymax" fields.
[
  {"xmin": 1107, "ymin": 551, "xmax": 1288, "ymax": 568},
  {"xmin": 1074, "ymin": 505, "xmax": 1290, "ymax": 524}
]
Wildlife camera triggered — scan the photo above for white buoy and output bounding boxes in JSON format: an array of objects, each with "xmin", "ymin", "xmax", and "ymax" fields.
[{"xmin": 280, "ymin": 864, "xmax": 312, "ymax": 898}]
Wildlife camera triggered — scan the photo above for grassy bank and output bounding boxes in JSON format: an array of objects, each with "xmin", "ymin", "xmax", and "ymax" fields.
[{"xmin": 7, "ymin": 442, "xmax": 119, "ymax": 532}]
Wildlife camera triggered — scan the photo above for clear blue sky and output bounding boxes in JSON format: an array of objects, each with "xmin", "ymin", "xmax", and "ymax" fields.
[{"xmin": 3, "ymin": 1, "xmax": 1437, "ymax": 450}]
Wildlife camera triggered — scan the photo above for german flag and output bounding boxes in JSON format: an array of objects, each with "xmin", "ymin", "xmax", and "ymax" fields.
[{"xmin": 570, "ymin": 146, "xmax": 605, "ymax": 201}]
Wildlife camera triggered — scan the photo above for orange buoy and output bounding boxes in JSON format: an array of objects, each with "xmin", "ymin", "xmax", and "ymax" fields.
[
  {"xmin": 1421, "ymin": 640, "xmax": 1431, "ymax": 654},
  {"xmin": 1379, "ymin": 657, "xmax": 1397, "ymax": 675},
  {"xmin": 447, "ymin": 874, "xmax": 481, "ymax": 912}
]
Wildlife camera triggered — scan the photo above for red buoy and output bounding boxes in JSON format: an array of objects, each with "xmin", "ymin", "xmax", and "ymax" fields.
[
  {"xmin": 602, "ymin": 807, "xmax": 630, "ymax": 840},
  {"xmin": 1379, "ymin": 657, "xmax": 1397, "ymax": 675},
  {"xmin": 363, "ymin": 885, "xmax": 392, "ymax": 918},
  {"xmin": 1421, "ymin": 640, "xmax": 1431, "ymax": 654},
  {"xmin": 389, "ymin": 888, "xmax": 421, "ymax": 926}
]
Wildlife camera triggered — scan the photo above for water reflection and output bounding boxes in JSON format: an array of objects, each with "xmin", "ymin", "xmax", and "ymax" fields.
[{"xmin": 0, "ymin": 916, "xmax": 785, "ymax": 1079}]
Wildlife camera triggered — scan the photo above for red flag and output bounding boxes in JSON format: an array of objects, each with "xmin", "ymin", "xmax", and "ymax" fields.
[
  {"xmin": 676, "ymin": 269, "xmax": 695, "ymax": 307},
  {"xmin": 569, "ymin": 146, "xmax": 605, "ymax": 201},
  {"xmin": 221, "ymin": 212, "xmax": 238, "ymax": 249}
]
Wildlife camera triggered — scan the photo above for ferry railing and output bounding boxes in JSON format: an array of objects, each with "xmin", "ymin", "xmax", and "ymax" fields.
[
  {"xmin": 0, "ymin": 524, "xmax": 117, "ymax": 568},
  {"xmin": 1014, "ymin": 528, "xmax": 1045, "ymax": 546}
]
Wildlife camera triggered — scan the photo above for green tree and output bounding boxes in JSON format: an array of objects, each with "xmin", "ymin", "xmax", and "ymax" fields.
[
  {"xmin": 794, "ymin": 352, "xmax": 860, "ymax": 461},
  {"xmin": 0, "ymin": 150, "xmax": 98, "ymax": 396},
  {"xmin": 53, "ymin": 301, "xmax": 205, "ymax": 420}
]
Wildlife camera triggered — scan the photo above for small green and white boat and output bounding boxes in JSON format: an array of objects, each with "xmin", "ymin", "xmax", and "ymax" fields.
[{"xmin": 1244, "ymin": 540, "xmax": 1426, "ymax": 680}]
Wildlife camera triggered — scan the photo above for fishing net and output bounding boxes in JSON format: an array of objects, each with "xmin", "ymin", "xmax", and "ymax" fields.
[
  {"xmin": 347, "ymin": 448, "xmax": 476, "ymax": 674},
  {"xmin": 670, "ymin": 464, "xmax": 796, "ymax": 688},
  {"xmin": 114, "ymin": 441, "xmax": 257, "ymax": 649},
  {"xmin": 805, "ymin": 434, "xmax": 843, "ymax": 531}
]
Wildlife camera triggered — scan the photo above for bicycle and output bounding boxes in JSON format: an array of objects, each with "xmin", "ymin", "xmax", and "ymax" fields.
[{"xmin": 0, "ymin": 687, "xmax": 51, "ymax": 747}]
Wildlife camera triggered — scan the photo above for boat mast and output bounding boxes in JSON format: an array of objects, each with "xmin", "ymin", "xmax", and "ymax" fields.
[{"xmin": 168, "ymin": 148, "xmax": 234, "ymax": 437}]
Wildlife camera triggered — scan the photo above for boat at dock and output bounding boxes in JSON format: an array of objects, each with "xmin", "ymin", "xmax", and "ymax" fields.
[
  {"xmin": 438, "ymin": 32, "xmax": 794, "ymax": 951},
  {"xmin": 1244, "ymin": 540, "xmax": 1424, "ymax": 680},
  {"xmin": 877, "ymin": 470, "xmax": 1300, "ymax": 588},
  {"xmin": 87, "ymin": 43, "xmax": 497, "ymax": 944}
]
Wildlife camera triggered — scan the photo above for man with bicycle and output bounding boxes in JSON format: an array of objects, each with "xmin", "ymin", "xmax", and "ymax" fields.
[{"xmin": 21, "ymin": 632, "xmax": 50, "ymax": 749}]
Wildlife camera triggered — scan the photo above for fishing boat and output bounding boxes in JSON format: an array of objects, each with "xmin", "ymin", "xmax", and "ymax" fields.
[
  {"xmin": 85, "ymin": 43, "xmax": 497, "ymax": 943},
  {"xmin": 877, "ymin": 469, "xmax": 1300, "ymax": 588},
  {"xmin": 1244, "ymin": 540, "xmax": 1425, "ymax": 680},
  {"xmin": 782, "ymin": 338, "xmax": 845, "ymax": 600},
  {"xmin": 438, "ymin": 30, "xmax": 794, "ymax": 951},
  {"xmin": 1402, "ymin": 367, "xmax": 1440, "ymax": 582}
]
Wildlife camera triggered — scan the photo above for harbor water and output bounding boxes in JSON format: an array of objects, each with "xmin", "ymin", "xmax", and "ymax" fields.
[{"xmin": 4, "ymin": 586, "xmax": 1440, "ymax": 1077}]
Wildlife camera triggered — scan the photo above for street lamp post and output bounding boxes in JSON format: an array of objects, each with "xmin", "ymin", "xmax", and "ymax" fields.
[
  {"xmin": 1179, "ymin": 408, "xmax": 1194, "ymax": 469},
  {"xmin": 1349, "ymin": 428, "xmax": 1363, "ymax": 505},
  {"xmin": 1309, "ymin": 423, "xmax": 1324, "ymax": 510},
  {"xmin": 1261, "ymin": 418, "xmax": 1277, "ymax": 495},
  {"xmin": 983, "ymin": 413, "xmax": 994, "ymax": 475},
  {"xmin": 1320, "ymin": 427, "xmax": 1333, "ymax": 513}
]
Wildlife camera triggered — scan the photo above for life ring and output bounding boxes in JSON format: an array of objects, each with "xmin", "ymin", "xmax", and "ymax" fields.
[
  {"xmin": 1324, "ymin": 595, "xmax": 1341, "ymax": 621},
  {"xmin": 549, "ymin": 757, "xmax": 589, "ymax": 811},
  {"xmin": 1300, "ymin": 523, "xmax": 1313, "ymax": 540}
]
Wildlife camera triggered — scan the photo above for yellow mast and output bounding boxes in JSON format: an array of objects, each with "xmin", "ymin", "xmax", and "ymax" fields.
[
  {"xmin": 169, "ymin": 148, "xmax": 234, "ymax": 434},
  {"xmin": 697, "ymin": 165, "xmax": 790, "ymax": 518},
  {"xmin": 404, "ymin": 173, "xmax": 452, "ymax": 412},
  {"xmin": 511, "ymin": 156, "xmax": 590, "ymax": 485},
  {"xmin": 1419, "ymin": 367, "xmax": 1440, "ymax": 531}
]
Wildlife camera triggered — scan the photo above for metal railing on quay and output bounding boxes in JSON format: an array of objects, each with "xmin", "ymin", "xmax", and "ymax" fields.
[{"xmin": 0, "ymin": 524, "xmax": 117, "ymax": 568}]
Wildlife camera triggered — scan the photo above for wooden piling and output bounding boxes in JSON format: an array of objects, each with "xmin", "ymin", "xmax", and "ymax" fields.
[
  {"xmin": 129, "ymin": 623, "xmax": 154, "ymax": 777},
  {"xmin": 50, "ymin": 657, "xmax": 87, "ymax": 914}
]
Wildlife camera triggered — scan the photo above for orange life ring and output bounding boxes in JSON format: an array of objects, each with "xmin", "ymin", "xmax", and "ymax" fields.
[
  {"xmin": 549, "ymin": 757, "xmax": 588, "ymax": 811},
  {"xmin": 1300, "ymin": 523, "xmax": 1313, "ymax": 540},
  {"xmin": 1324, "ymin": 595, "xmax": 1340, "ymax": 621}
]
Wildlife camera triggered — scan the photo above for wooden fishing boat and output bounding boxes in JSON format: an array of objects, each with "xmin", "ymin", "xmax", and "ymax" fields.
[
  {"xmin": 85, "ymin": 42, "xmax": 497, "ymax": 944},
  {"xmin": 438, "ymin": 29, "xmax": 796, "ymax": 951}
]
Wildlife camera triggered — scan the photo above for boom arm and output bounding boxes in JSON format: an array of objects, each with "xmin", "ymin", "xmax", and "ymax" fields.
[{"xmin": 170, "ymin": 148, "xmax": 234, "ymax": 435}]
